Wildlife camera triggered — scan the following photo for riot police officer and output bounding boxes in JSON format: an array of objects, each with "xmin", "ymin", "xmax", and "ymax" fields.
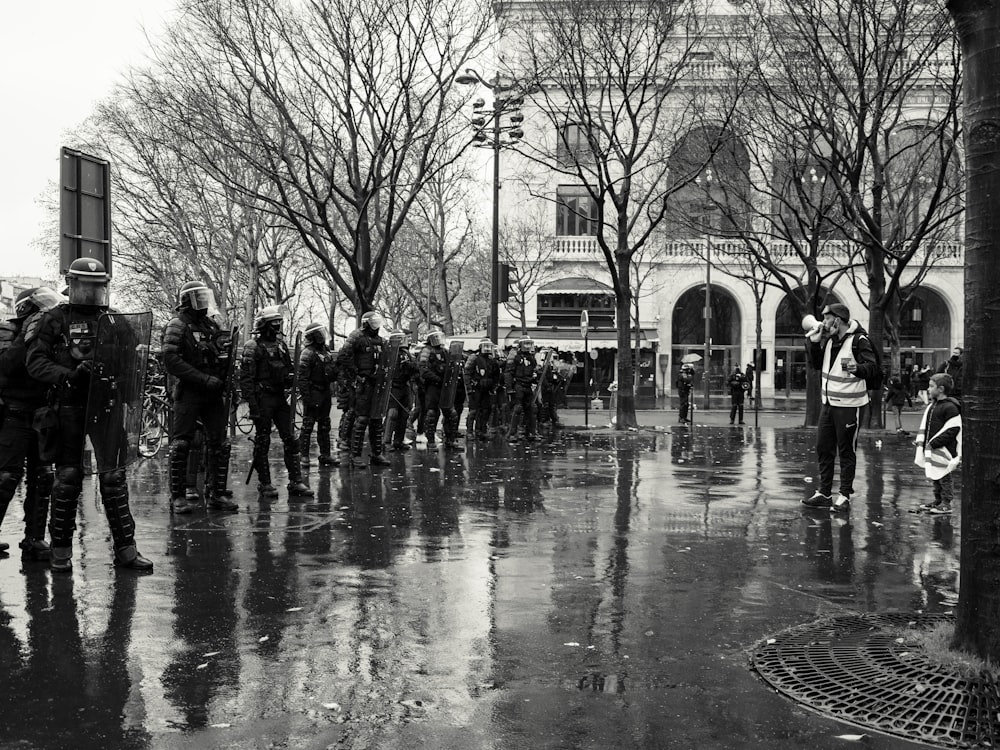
[
  {"xmin": 297, "ymin": 322, "xmax": 339, "ymax": 467},
  {"xmin": 418, "ymin": 330, "xmax": 459, "ymax": 449},
  {"xmin": 463, "ymin": 339, "xmax": 501, "ymax": 441},
  {"xmin": 338, "ymin": 311, "xmax": 391, "ymax": 468},
  {"xmin": 240, "ymin": 306, "xmax": 314, "ymax": 497},
  {"xmin": 386, "ymin": 337, "xmax": 419, "ymax": 451},
  {"xmin": 0, "ymin": 287, "xmax": 62, "ymax": 560},
  {"xmin": 162, "ymin": 281, "xmax": 239, "ymax": 514},
  {"xmin": 505, "ymin": 337, "xmax": 540, "ymax": 444},
  {"xmin": 25, "ymin": 259, "xmax": 153, "ymax": 572}
]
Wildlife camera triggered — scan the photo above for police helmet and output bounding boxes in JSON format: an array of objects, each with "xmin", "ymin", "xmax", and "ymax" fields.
[
  {"xmin": 304, "ymin": 322, "xmax": 328, "ymax": 345},
  {"xmin": 361, "ymin": 311, "xmax": 384, "ymax": 332},
  {"xmin": 426, "ymin": 330, "xmax": 444, "ymax": 347},
  {"xmin": 518, "ymin": 337, "xmax": 535, "ymax": 353},
  {"xmin": 177, "ymin": 280, "xmax": 217, "ymax": 313},
  {"xmin": 478, "ymin": 338, "xmax": 495, "ymax": 354},
  {"xmin": 65, "ymin": 258, "xmax": 109, "ymax": 307},
  {"xmin": 254, "ymin": 305, "xmax": 284, "ymax": 332},
  {"xmin": 14, "ymin": 286, "xmax": 62, "ymax": 319}
]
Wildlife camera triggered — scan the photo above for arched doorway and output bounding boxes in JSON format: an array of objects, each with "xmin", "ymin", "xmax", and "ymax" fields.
[
  {"xmin": 899, "ymin": 289, "xmax": 952, "ymax": 370},
  {"xmin": 773, "ymin": 289, "xmax": 842, "ymax": 396},
  {"xmin": 671, "ymin": 285, "xmax": 741, "ymax": 396}
]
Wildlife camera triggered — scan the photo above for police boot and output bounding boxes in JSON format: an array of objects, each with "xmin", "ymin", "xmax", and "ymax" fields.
[
  {"xmin": 0, "ymin": 471, "xmax": 21, "ymax": 555},
  {"xmin": 424, "ymin": 410, "xmax": 439, "ymax": 448},
  {"xmin": 113, "ymin": 544, "xmax": 154, "ymax": 571},
  {"xmin": 100, "ymin": 470, "xmax": 141, "ymax": 559},
  {"xmin": 50, "ymin": 545, "xmax": 73, "ymax": 573},
  {"xmin": 317, "ymin": 428, "xmax": 339, "ymax": 466},
  {"xmin": 369, "ymin": 421, "xmax": 391, "ymax": 466},
  {"xmin": 170, "ymin": 440, "xmax": 198, "ymax": 514},
  {"xmin": 20, "ymin": 465, "xmax": 51, "ymax": 560},
  {"xmin": 284, "ymin": 443, "xmax": 314, "ymax": 497},
  {"xmin": 206, "ymin": 443, "xmax": 238, "ymax": 512},
  {"xmin": 465, "ymin": 410, "xmax": 476, "ymax": 436},
  {"xmin": 350, "ymin": 419, "xmax": 369, "ymax": 468}
]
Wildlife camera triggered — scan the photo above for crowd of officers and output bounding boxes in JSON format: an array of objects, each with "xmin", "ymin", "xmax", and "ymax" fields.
[{"xmin": 0, "ymin": 263, "xmax": 574, "ymax": 574}]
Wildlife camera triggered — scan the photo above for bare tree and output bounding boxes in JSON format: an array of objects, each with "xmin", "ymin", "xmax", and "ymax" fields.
[
  {"xmin": 508, "ymin": 0, "xmax": 725, "ymax": 428},
  {"xmin": 947, "ymin": 0, "xmax": 1000, "ymax": 663},
  {"xmin": 722, "ymin": 0, "xmax": 963, "ymax": 427},
  {"xmin": 125, "ymin": 0, "xmax": 491, "ymax": 322}
]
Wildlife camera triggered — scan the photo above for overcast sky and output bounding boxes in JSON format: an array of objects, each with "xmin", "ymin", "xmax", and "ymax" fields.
[{"xmin": 0, "ymin": 1, "xmax": 176, "ymax": 281}]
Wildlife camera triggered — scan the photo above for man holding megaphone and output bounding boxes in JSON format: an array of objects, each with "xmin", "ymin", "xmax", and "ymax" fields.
[{"xmin": 800, "ymin": 302, "xmax": 880, "ymax": 513}]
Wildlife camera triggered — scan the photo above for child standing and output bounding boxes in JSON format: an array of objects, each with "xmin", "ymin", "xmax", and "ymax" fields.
[
  {"xmin": 915, "ymin": 373, "xmax": 962, "ymax": 514},
  {"xmin": 884, "ymin": 374, "xmax": 913, "ymax": 433}
]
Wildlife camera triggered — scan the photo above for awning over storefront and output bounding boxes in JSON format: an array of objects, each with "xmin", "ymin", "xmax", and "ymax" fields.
[
  {"xmin": 537, "ymin": 277, "xmax": 614, "ymax": 296},
  {"xmin": 501, "ymin": 327, "xmax": 658, "ymax": 352}
]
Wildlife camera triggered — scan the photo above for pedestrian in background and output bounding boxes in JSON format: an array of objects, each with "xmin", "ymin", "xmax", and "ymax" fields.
[
  {"xmin": 915, "ymin": 373, "xmax": 962, "ymax": 514},
  {"xmin": 937, "ymin": 347, "xmax": 963, "ymax": 400},
  {"xmin": 727, "ymin": 366, "xmax": 747, "ymax": 425},
  {"xmin": 884, "ymin": 374, "xmax": 912, "ymax": 433},
  {"xmin": 916, "ymin": 364, "xmax": 932, "ymax": 405},
  {"xmin": 675, "ymin": 364, "xmax": 694, "ymax": 424}
]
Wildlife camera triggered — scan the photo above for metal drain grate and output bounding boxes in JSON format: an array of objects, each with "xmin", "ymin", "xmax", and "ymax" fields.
[{"xmin": 751, "ymin": 613, "xmax": 1000, "ymax": 748}]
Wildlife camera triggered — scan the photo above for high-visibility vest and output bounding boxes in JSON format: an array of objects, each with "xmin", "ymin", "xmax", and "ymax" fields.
[
  {"xmin": 821, "ymin": 334, "xmax": 869, "ymax": 407},
  {"xmin": 914, "ymin": 408, "xmax": 962, "ymax": 480}
]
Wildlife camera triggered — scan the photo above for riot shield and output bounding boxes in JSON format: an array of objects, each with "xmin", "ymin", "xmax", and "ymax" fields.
[
  {"xmin": 85, "ymin": 312, "xmax": 153, "ymax": 474},
  {"xmin": 290, "ymin": 331, "xmax": 303, "ymax": 430},
  {"xmin": 218, "ymin": 326, "xmax": 241, "ymax": 424},
  {"xmin": 532, "ymin": 350, "xmax": 555, "ymax": 404},
  {"xmin": 370, "ymin": 332, "xmax": 405, "ymax": 420},
  {"xmin": 439, "ymin": 340, "xmax": 465, "ymax": 410}
]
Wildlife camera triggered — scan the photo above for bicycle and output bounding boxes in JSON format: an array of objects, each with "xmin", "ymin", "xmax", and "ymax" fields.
[{"xmin": 139, "ymin": 385, "xmax": 171, "ymax": 458}]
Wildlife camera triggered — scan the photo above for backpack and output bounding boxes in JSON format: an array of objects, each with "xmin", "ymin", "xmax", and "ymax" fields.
[{"xmin": 853, "ymin": 334, "xmax": 884, "ymax": 392}]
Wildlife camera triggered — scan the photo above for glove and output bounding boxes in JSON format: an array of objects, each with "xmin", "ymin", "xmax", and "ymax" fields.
[
  {"xmin": 203, "ymin": 375, "xmax": 224, "ymax": 392},
  {"xmin": 67, "ymin": 361, "xmax": 93, "ymax": 385}
]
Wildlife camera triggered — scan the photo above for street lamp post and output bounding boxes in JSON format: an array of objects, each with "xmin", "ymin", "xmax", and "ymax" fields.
[
  {"xmin": 456, "ymin": 70, "xmax": 524, "ymax": 345},
  {"xmin": 697, "ymin": 168, "xmax": 715, "ymax": 410}
]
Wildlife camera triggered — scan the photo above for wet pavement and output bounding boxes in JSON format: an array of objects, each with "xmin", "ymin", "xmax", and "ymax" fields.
[{"xmin": 0, "ymin": 418, "xmax": 956, "ymax": 749}]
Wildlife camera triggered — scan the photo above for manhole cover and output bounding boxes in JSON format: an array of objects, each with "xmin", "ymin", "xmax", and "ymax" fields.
[{"xmin": 751, "ymin": 613, "xmax": 1000, "ymax": 748}]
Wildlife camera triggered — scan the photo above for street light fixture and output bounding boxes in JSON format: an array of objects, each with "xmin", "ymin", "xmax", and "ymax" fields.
[{"xmin": 456, "ymin": 68, "xmax": 525, "ymax": 345}]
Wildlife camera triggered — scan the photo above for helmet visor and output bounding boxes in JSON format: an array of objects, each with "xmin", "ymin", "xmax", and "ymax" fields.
[
  {"xmin": 306, "ymin": 325, "xmax": 329, "ymax": 342},
  {"xmin": 16, "ymin": 287, "xmax": 63, "ymax": 317},
  {"xmin": 364, "ymin": 313, "xmax": 384, "ymax": 330},
  {"xmin": 479, "ymin": 342, "xmax": 495, "ymax": 354},
  {"xmin": 186, "ymin": 287, "xmax": 217, "ymax": 313},
  {"xmin": 68, "ymin": 277, "xmax": 108, "ymax": 307}
]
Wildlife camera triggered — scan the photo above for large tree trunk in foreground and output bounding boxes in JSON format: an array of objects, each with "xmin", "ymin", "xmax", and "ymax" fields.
[{"xmin": 948, "ymin": 0, "xmax": 1000, "ymax": 661}]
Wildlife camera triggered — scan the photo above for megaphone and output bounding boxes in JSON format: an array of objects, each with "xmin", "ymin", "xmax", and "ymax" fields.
[{"xmin": 802, "ymin": 314, "xmax": 824, "ymax": 342}]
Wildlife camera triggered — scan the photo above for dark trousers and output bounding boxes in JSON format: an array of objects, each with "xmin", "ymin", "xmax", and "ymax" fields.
[
  {"xmin": 729, "ymin": 399, "xmax": 744, "ymax": 424},
  {"xmin": 0, "ymin": 410, "xmax": 51, "ymax": 541},
  {"xmin": 467, "ymin": 387, "xmax": 494, "ymax": 436},
  {"xmin": 300, "ymin": 393, "xmax": 332, "ymax": 456},
  {"xmin": 678, "ymin": 392, "xmax": 691, "ymax": 422},
  {"xmin": 252, "ymin": 392, "xmax": 301, "ymax": 485},
  {"xmin": 816, "ymin": 403, "xmax": 861, "ymax": 498},
  {"xmin": 933, "ymin": 473, "xmax": 955, "ymax": 505}
]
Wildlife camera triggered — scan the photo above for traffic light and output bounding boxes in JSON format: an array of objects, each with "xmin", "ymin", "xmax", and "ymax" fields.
[{"xmin": 498, "ymin": 263, "xmax": 514, "ymax": 303}]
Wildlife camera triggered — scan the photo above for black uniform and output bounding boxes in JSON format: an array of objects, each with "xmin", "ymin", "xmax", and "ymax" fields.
[
  {"xmin": 0, "ymin": 311, "xmax": 52, "ymax": 558},
  {"xmin": 297, "ymin": 340, "xmax": 338, "ymax": 462},
  {"xmin": 418, "ymin": 342, "xmax": 456, "ymax": 446},
  {"xmin": 240, "ymin": 333, "xmax": 309, "ymax": 493},
  {"xmin": 505, "ymin": 349, "xmax": 538, "ymax": 442},
  {"xmin": 161, "ymin": 309, "xmax": 237, "ymax": 510},
  {"xmin": 25, "ymin": 303, "xmax": 150, "ymax": 569},
  {"xmin": 386, "ymin": 348, "xmax": 419, "ymax": 450},
  {"xmin": 464, "ymin": 351, "xmax": 501, "ymax": 440},
  {"xmin": 337, "ymin": 327, "xmax": 389, "ymax": 465}
]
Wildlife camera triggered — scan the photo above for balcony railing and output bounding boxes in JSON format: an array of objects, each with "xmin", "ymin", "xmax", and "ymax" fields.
[{"xmin": 551, "ymin": 236, "xmax": 964, "ymax": 265}]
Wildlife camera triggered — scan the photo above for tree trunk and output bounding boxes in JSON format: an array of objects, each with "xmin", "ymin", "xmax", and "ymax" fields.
[
  {"xmin": 948, "ymin": 0, "xmax": 1000, "ymax": 662},
  {"xmin": 866, "ymin": 252, "xmax": 887, "ymax": 430},
  {"xmin": 615, "ymin": 255, "xmax": 638, "ymax": 429}
]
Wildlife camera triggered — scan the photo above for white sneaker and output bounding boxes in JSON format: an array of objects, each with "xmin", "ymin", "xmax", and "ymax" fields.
[
  {"xmin": 415, "ymin": 434, "xmax": 427, "ymax": 445},
  {"xmin": 831, "ymin": 494, "xmax": 851, "ymax": 513}
]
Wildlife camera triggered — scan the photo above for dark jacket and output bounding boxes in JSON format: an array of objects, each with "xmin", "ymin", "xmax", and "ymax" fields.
[
  {"xmin": 926, "ymin": 396, "xmax": 961, "ymax": 456},
  {"xmin": 884, "ymin": 377, "xmax": 912, "ymax": 408},
  {"xmin": 0, "ymin": 315, "xmax": 49, "ymax": 409},
  {"xmin": 161, "ymin": 309, "xmax": 228, "ymax": 398},
  {"xmin": 937, "ymin": 356, "xmax": 963, "ymax": 397}
]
